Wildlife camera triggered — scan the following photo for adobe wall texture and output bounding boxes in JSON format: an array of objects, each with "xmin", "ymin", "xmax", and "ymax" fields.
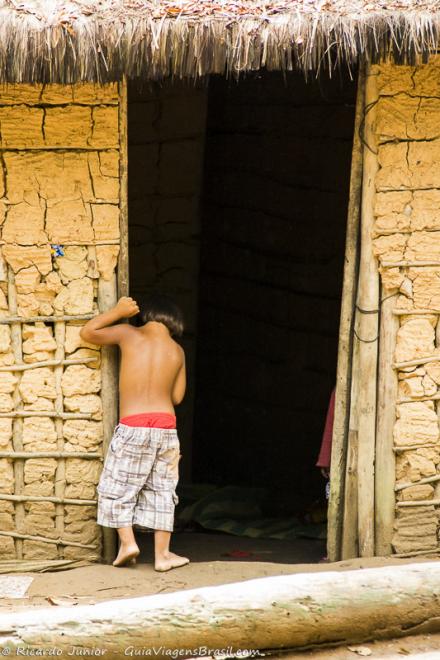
[
  {"xmin": 373, "ymin": 61, "xmax": 440, "ymax": 554},
  {"xmin": 0, "ymin": 83, "xmax": 121, "ymax": 560}
]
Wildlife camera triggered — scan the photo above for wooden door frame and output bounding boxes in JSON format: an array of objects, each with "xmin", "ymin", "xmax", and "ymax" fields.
[
  {"xmin": 327, "ymin": 66, "xmax": 365, "ymax": 562},
  {"xmin": 328, "ymin": 63, "xmax": 397, "ymax": 561},
  {"xmin": 111, "ymin": 71, "xmax": 390, "ymax": 564},
  {"xmin": 101, "ymin": 77, "xmax": 129, "ymax": 564}
]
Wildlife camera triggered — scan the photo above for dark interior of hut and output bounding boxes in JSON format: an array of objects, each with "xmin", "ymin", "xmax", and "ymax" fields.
[{"xmin": 127, "ymin": 69, "xmax": 357, "ymax": 564}]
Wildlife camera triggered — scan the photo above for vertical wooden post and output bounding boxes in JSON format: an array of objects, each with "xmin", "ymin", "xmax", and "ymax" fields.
[
  {"xmin": 118, "ymin": 76, "xmax": 129, "ymax": 299},
  {"xmin": 356, "ymin": 66, "xmax": 379, "ymax": 558},
  {"xmin": 341, "ymin": 317, "xmax": 360, "ymax": 559},
  {"xmin": 375, "ymin": 287, "xmax": 399, "ymax": 555},
  {"xmin": 98, "ymin": 275, "xmax": 118, "ymax": 565},
  {"xmin": 54, "ymin": 321, "xmax": 66, "ymax": 558},
  {"xmin": 327, "ymin": 66, "xmax": 365, "ymax": 561},
  {"xmin": 95, "ymin": 76, "xmax": 128, "ymax": 565},
  {"xmin": 97, "ymin": 78, "xmax": 128, "ymax": 564},
  {"xmin": 7, "ymin": 270, "xmax": 23, "ymax": 560}
]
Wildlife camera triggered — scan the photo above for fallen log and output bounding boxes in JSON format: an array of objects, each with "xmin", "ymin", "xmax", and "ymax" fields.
[{"xmin": 2, "ymin": 562, "xmax": 440, "ymax": 657}]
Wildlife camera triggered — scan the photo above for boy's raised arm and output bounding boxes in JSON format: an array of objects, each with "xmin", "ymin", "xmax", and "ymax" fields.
[{"xmin": 80, "ymin": 296, "xmax": 139, "ymax": 346}]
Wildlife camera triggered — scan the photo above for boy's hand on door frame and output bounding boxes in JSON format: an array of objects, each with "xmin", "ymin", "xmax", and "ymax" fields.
[{"xmin": 115, "ymin": 296, "xmax": 140, "ymax": 319}]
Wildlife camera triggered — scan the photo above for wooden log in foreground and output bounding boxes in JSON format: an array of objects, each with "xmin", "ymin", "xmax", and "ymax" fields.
[{"xmin": 3, "ymin": 563, "xmax": 440, "ymax": 656}]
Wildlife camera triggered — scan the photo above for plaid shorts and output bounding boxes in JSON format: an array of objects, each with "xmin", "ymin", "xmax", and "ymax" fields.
[{"xmin": 96, "ymin": 423, "xmax": 180, "ymax": 532}]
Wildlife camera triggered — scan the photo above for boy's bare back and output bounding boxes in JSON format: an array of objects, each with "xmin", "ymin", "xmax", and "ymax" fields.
[
  {"xmin": 118, "ymin": 323, "xmax": 185, "ymax": 417},
  {"xmin": 80, "ymin": 297, "xmax": 186, "ymax": 417}
]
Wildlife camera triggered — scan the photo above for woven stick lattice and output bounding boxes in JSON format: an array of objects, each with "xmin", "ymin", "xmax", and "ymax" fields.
[{"xmin": 2, "ymin": 273, "xmax": 101, "ymax": 557}]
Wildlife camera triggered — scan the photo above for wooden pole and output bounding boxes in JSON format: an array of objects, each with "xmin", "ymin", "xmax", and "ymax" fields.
[
  {"xmin": 393, "ymin": 548, "xmax": 440, "ymax": 558},
  {"xmin": 0, "ymin": 559, "xmax": 94, "ymax": 573},
  {"xmin": 4, "ymin": 563, "xmax": 440, "ymax": 655},
  {"xmin": 0, "ymin": 240, "xmax": 121, "ymax": 247},
  {"xmin": 0, "ymin": 357, "xmax": 98, "ymax": 371},
  {"xmin": 95, "ymin": 75, "xmax": 128, "ymax": 564},
  {"xmin": 0, "ymin": 452, "xmax": 102, "ymax": 459},
  {"xmin": 393, "ymin": 309, "xmax": 440, "ymax": 316},
  {"xmin": 396, "ymin": 499, "xmax": 440, "ymax": 507},
  {"xmin": 395, "ymin": 474, "xmax": 440, "ymax": 491},
  {"xmin": 382, "ymin": 261, "xmax": 440, "ymax": 268},
  {"xmin": 0, "ymin": 494, "xmax": 97, "ymax": 505},
  {"xmin": 356, "ymin": 65, "xmax": 380, "ymax": 558},
  {"xmin": 0, "ymin": 146, "xmax": 117, "ymax": 151},
  {"xmin": 327, "ymin": 65, "xmax": 365, "ymax": 561},
  {"xmin": 0, "ymin": 530, "xmax": 98, "ymax": 550},
  {"xmin": 393, "ymin": 356, "xmax": 440, "ymax": 369},
  {"xmin": 0, "ymin": 314, "xmax": 94, "ymax": 324},
  {"xmin": 98, "ymin": 276, "xmax": 118, "ymax": 564},
  {"xmin": 394, "ymin": 444, "xmax": 438, "ymax": 452},
  {"xmin": 0, "ymin": 411, "xmax": 93, "ymax": 419},
  {"xmin": 54, "ymin": 321, "xmax": 66, "ymax": 559},
  {"xmin": 375, "ymin": 286, "xmax": 399, "ymax": 556},
  {"xmin": 7, "ymin": 269, "xmax": 24, "ymax": 560},
  {"xmin": 118, "ymin": 75, "xmax": 129, "ymax": 300},
  {"xmin": 29, "ymin": 240, "xmax": 119, "ymax": 247},
  {"xmin": 341, "ymin": 311, "xmax": 360, "ymax": 559},
  {"xmin": 398, "ymin": 395, "xmax": 440, "ymax": 404}
]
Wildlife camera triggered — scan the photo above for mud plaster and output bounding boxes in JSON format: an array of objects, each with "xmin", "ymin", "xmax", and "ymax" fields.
[
  {"xmin": 0, "ymin": 82, "xmax": 120, "ymax": 560},
  {"xmin": 373, "ymin": 62, "xmax": 440, "ymax": 553}
]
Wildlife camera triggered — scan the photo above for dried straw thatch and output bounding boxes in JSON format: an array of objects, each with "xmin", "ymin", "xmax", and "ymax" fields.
[{"xmin": 1, "ymin": 0, "xmax": 440, "ymax": 82}]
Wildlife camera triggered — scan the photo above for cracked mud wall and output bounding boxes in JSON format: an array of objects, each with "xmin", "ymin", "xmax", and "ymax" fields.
[
  {"xmin": 127, "ymin": 81, "xmax": 207, "ymax": 480},
  {"xmin": 372, "ymin": 60, "xmax": 440, "ymax": 554},
  {"xmin": 0, "ymin": 83, "xmax": 122, "ymax": 560}
]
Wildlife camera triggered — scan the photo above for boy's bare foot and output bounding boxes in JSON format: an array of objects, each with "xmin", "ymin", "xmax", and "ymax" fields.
[
  {"xmin": 154, "ymin": 551, "xmax": 190, "ymax": 572},
  {"xmin": 113, "ymin": 544, "xmax": 140, "ymax": 567}
]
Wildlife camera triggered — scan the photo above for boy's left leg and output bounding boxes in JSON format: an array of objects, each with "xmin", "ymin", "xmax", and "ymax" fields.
[
  {"xmin": 135, "ymin": 431, "xmax": 189, "ymax": 571},
  {"xmin": 113, "ymin": 525, "xmax": 140, "ymax": 567},
  {"xmin": 154, "ymin": 530, "xmax": 189, "ymax": 572}
]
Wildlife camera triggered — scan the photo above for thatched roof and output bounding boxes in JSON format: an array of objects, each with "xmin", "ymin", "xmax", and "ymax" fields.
[{"xmin": 1, "ymin": 0, "xmax": 440, "ymax": 82}]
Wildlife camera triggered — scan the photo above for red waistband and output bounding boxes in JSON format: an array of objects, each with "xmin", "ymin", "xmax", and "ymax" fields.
[{"xmin": 119, "ymin": 412, "xmax": 176, "ymax": 429}]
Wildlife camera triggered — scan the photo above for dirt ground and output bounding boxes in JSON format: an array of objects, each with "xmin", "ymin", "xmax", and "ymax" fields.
[
  {"xmin": 1, "ymin": 532, "xmax": 329, "ymax": 610},
  {"xmin": 276, "ymin": 635, "xmax": 440, "ymax": 658},
  {"xmin": 3, "ymin": 532, "xmax": 440, "ymax": 659}
]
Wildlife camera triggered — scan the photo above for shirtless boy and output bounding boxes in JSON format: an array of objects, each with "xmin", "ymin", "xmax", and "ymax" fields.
[{"xmin": 80, "ymin": 294, "xmax": 189, "ymax": 571}]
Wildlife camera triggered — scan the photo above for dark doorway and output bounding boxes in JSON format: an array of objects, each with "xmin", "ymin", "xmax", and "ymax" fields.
[
  {"xmin": 192, "ymin": 71, "xmax": 357, "ymax": 516},
  {"xmin": 127, "ymin": 70, "xmax": 357, "ymax": 560}
]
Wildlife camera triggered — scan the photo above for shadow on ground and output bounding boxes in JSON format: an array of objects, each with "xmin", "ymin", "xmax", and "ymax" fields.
[{"xmin": 135, "ymin": 530, "xmax": 326, "ymax": 564}]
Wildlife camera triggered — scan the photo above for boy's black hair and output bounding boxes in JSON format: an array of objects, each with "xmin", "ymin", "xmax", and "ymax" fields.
[{"xmin": 138, "ymin": 293, "xmax": 184, "ymax": 337}]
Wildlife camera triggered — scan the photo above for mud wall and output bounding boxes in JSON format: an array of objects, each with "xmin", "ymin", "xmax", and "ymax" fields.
[
  {"xmin": 0, "ymin": 83, "xmax": 122, "ymax": 560},
  {"xmin": 373, "ymin": 60, "xmax": 440, "ymax": 554},
  {"xmin": 127, "ymin": 81, "xmax": 207, "ymax": 480}
]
